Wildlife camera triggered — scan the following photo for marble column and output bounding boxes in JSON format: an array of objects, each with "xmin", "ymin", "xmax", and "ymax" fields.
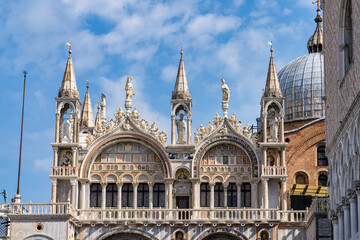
[
  {"xmin": 343, "ymin": 204, "xmax": 350, "ymax": 240},
  {"xmin": 250, "ymin": 181, "xmax": 258, "ymax": 208},
  {"xmin": 101, "ymin": 182, "xmax": 107, "ymax": 209},
  {"xmin": 133, "ymin": 183, "xmax": 138, "ymax": 209},
  {"xmin": 53, "ymin": 147, "xmax": 59, "ymax": 167},
  {"xmin": 223, "ymin": 182, "xmax": 229, "ymax": 208},
  {"xmin": 281, "ymin": 178, "xmax": 287, "ymax": 210},
  {"xmin": 55, "ymin": 113, "xmax": 60, "ymax": 143},
  {"xmin": 280, "ymin": 117, "xmax": 284, "ymax": 142},
  {"xmin": 51, "ymin": 178, "xmax": 57, "ymax": 203},
  {"xmin": 71, "ymin": 147, "xmax": 77, "ymax": 167},
  {"xmin": 349, "ymin": 196, "xmax": 358, "ymax": 239},
  {"xmin": 70, "ymin": 179, "xmax": 77, "ymax": 207},
  {"xmin": 191, "ymin": 178, "xmax": 200, "ymax": 209},
  {"xmin": 171, "ymin": 115, "xmax": 176, "ymax": 145},
  {"xmin": 280, "ymin": 148, "xmax": 286, "ymax": 166},
  {"xmin": 356, "ymin": 189, "xmax": 360, "ymax": 235},
  {"xmin": 332, "ymin": 219, "xmax": 339, "ymax": 240},
  {"xmin": 262, "ymin": 113, "xmax": 267, "ymax": 142},
  {"xmin": 117, "ymin": 183, "xmax": 122, "ymax": 209},
  {"xmin": 187, "ymin": 116, "xmax": 192, "ymax": 144},
  {"xmin": 165, "ymin": 179, "xmax": 174, "ymax": 209},
  {"xmin": 149, "ymin": 182, "xmax": 154, "ymax": 209},
  {"xmin": 263, "ymin": 147, "xmax": 267, "ymax": 167},
  {"xmin": 210, "ymin": 182, "xmax": 215, "ymax": 209},
  {"xmin": 262, "ymin": 178, "xmax": 269, "ymax": 209},
  {"xmin": 72, "ymin": 116, "xmax": 77, "ymax": 143},
  {"xmin": 338, "ymin": 211, "xmax": 344, "ymax": 240},
  {"xmin": 237, "ymin": 182, "xmax": 242, "ymax": 208},
  {"xmin": 80, "ymin": 180, "xmax": 87, "ymax": 209}
]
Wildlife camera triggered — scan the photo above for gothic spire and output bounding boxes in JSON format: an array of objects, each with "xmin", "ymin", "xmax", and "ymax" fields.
[
  {"xmin": 58, "ymin": 44, "xmax": 79, "ymax": 98},
  {"xmin": 307, "ymin": 7, "xmax": 323, "ymax": 53},
  {"xmin": 95, "ymin": 100, "xmax": 102, "ymax": 131},
  {"xmin": 172, "ymin": 47, "xmax": 191, "ymax": 100},
  {"xmin": 80, "ymin": 80, "xmax": 95, "ymax": 128},
  {"xmin": 264, "ymin": 43, "xmax": 282, "ymax": 98}
]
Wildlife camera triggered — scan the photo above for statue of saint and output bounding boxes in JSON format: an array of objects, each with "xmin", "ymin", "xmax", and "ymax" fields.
[
  {"xmin": 139, "ymin": 118, "xmax": 149, "ymax": 132},
  {"xmin": 243, "ymin": 124, "xmax": 251, "ymax": 138},
  {"xmin": 229, "ymin": 113, "xmax": 238, "ymax": 126},
  {"xmin": 62, "ymin": 120, "xmax": 72, "ymax": 142},
  {"xmin": 235, "ymin": 120, "xmax": 242, "ymax": 133},
  {"xmin": 100, "ymin": 93, "xmax": 106, "ymax": 121},
  {"xmin": 115, "ymin": 108, "xmax": 125, "ymax": 124},
  {"xmin": 62, "ymin": 151, "xmax": 72, "ymax": 166},
  {"xmin": 176, "ymin": 114, "xmax": 187, "ymax": 144},
  {"xmin": 269, "ymin": 114, "xmax": 279, "ymax": 141},
  {"xmin": 193, "ymin": 132, "xmax": 200, "ymax": 144},
  {"xmin": 125, "ymin": 76, "xmax": 134, "ymax": 101},
  {"xmin": 221, "ymin": 78, "xmax": 230, "ymax": 103},
  {"xmin": 198, "ymin": 124, "xmax": 207, "ymax": 139},
  {"xmin": 207, "ymin": 121, "xmax": 215, "ymax": 134}
]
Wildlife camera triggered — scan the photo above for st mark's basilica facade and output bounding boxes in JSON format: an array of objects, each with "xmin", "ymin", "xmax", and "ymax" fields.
[{"xmin": 3, "ymin": 8, "xmax": 330, "ymax": 240}]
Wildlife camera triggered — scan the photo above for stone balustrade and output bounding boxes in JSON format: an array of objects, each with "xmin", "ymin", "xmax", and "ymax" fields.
[
  {"xmin": 305, "ymin": 197, "xmax": 328, "ymax": 222},
  {"xmin": 11, "ymin": 202, "xmax": 72, "ymax": 215},
  {"xmin": 51, "ymin": 166, "xmax": 77, "ymax": 177},
  {"xmin": 261, "ymin": 165, "xmax": 287, "ymax": 177}
]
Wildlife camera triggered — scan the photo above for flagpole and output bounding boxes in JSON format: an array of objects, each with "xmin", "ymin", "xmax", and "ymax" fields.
[{"xmin": 15, "ymin": 70, "xmax": 27, "ymax": 203}]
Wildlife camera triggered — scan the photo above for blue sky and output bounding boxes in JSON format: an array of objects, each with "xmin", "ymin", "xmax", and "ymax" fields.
[{"xmin": 0, "ymin": 0, "xmax": 319, "ymax": 203}]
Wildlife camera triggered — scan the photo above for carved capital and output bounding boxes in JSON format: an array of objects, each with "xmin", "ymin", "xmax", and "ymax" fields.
[
  {"xmin": 132, "ymin": 182, "xmax": 139, "ymax": 188},
  {"xmin": 209, "ymin": 182, "xmax": 216, "ymax": 187},
  {"xmin": 280, "ymin": 177, "xmax": 288, "ymax": 183},
  {"xmin": 148, "ymin": 182, "xmax": 155, "ymax": 187},
  {"xmin": 190, "ymin": 178, "xmax": 200, "ymax": 185},
  {"xmin": 262, "ymin": 178, "xmax": 269, "ymax": 183},
  {"xmin": 71, "ymin": 147, "xmax": 78, "ymax": 152},
  {"xmin": 78, "ymin": 179, "xmax": 88, "ymax": 185},
  {"xmin": 222, "ymin": 182, "xmax": 229, "ymax": 188},
  {"xmin": 51, "ymin": 178, "xmax": 57, "ymax": 185},
  {"xmin": 53, "ymin": 146, "xmax": 59, "ymax": 152},
  {"xmin": 70, "ymin": 178, "xmax": 77, "ymax": 186},
  {"xmin": 116, "ymin": 182, "xmax": 123, "ymax": 188},
  {"xmin": 164, "ymin": 178, "xmax": 175, "ymax": 185},
  {"xmin": 100, "ymin": 182, "xmax": 108, "ymax": 188},
  {"xmin": 236, "ymin": 182, "xmax": 242, "ymax": 187}
]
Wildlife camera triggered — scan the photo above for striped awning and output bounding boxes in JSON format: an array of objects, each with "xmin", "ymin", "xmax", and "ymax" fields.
[{"xmin": 290, "ymin": 184, "xmax": 328, "ymax": 197}]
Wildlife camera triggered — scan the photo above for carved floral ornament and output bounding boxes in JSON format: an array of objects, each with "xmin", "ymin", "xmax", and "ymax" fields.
[{"xmin": 193, "ymin": 113, "xmax": 260, "ymax": 145}]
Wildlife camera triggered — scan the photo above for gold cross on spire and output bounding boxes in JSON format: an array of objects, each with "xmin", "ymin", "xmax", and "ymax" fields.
[{"xmin": 312, "ymin": 0, "xmax": 320, "ymax": 9}]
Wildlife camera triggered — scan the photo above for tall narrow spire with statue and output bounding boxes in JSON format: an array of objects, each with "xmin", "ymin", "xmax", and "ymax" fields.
[
  {"xmin": 170, "ymin": 47, "xmax": 192, "ymax": 145},
  {"xmin": 80, "ymin": 79, "xmax": 95, "ymax": 129}
]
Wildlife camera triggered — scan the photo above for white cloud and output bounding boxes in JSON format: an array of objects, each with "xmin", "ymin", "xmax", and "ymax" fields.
[
  {"xmin": 34, "ymin": 158, "xmax": 52, "ymax": 172},
  {"xmin": 161, "ymin": 65, "xmax": 178, "ymax": 83},
  {"xmin": 233, "ymin": 0, "xmax": 245, "ymax": 7},
  {"xmin": 296, "ymin": 0, "xmax": 314, "ymax": 9},
  {"xmin": 187, "ymin": 14, "xmax": 241, "ymax": 36},
  {"xmin": 283, "ymin": 8, "xmax": 292, "ymax": 15}
]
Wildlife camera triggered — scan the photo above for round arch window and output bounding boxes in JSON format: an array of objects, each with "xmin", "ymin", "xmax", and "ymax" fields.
[
  {"xmin": 318, "ymin": 174, "xmax": 328, "ymax": 187},
  {"xmin": 295, "ymin": 172, "xmax": 309, "ymax": 184}
]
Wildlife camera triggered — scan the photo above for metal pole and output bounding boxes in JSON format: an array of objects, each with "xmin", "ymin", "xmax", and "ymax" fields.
[{"xmin": 16, "ymin": 70, "xmax": 27, "ymax": 196}]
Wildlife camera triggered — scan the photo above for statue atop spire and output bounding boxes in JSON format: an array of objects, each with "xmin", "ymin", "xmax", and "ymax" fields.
[
  {"xmin": 125, "ymin": 76, "xmax": 134, "ymax": 113},
  {"xmin": 172, "ymin": 47, "xmax": 191, "ymax": 100},
  {"xmin": 221, "ymin": 78, "xmax": 230, "ymax": 118},
  {"xmin": 308, "ymin": 2, "xmax": 323, "ymax": 53},
  {"xmin": 58, "ymin": 42, "xmax": 79, "ymax": 98},
  {"xmin": 264, "ymin": 42, "xmax": 282, "ymax": 98}
]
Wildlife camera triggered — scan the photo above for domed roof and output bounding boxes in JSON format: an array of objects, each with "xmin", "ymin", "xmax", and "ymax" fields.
[{"xmin": 278, "ymin": 52, "xmax": 325, "ymax": 122}]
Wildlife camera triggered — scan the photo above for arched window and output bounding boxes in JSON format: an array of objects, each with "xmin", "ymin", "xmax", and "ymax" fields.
[
  {"xmin": 295, "ymin": 172, "xmax": 309, "ymax": 185},
  {"xmin": 122, "ymin": 183, "xmax": 133, "ymax": 207},
  {"xmin": 227, "ymin": 183, "xmax": 237, "ymax": 207},
  {"xmin": 318, "ymin": 174, "xmax": 328, "ymax": 187},
  {"xmin": 341, "ymin": 0, "xmax": 353, "ymax": 78},
  {"xmin": 260, "ymin": 230, "xmax": 270, "ymax": 240},
  {"xmin": 200, "ymin": 183, "xmax": 210, "ymax": 207},
  {"xmin": 175, "ymin": 231, "xmax": 184, "ymax": 240},
  {"xmin": 153, "ymin": 183, "xmax": 165, "ymax": 207},
  {"xmin": 317, "ymin": 146, "xmax": 328, "ymax": 166},
  {"xmin": 241, "ymin": 183, "xmax": 251, "ymax": 207},
  {"xmin": 214, "ymin": 183, "xmax": 224, "ymax": 207},
  {"xmin": 106, "ymin": 183, "xmax": 117, "ymax": 207},
  {"xmin": 90, "ymin": 183, "xmax": 101, "ymax": 207},
  {"xmin": 137, "ymin": 183, "xmax": 149, "ymax": 207}
]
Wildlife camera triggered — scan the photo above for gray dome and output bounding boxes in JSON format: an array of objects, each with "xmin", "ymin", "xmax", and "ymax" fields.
[{"xmin": 278, "ymin": 53, "xmax": 325, "ymax": 122}]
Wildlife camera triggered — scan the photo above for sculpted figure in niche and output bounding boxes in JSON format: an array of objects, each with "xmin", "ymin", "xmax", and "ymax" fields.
[
  {"xmin": 125, "ymin": 76, "xmax": 134, "ymax": 101},
  {"xmin": 269, "ymin": 113, "xmax": 279, "ymax": 141},
  {"xmin": 213, "ymin": 113, "xmax": 222, "ymax": 128},
  {"xmin": 221, "ymin": 78, "xmax": 230, "ymax": 103},
  {"xmin": 62, "ymin": 151, "xmax": 72, "ymax": 166},
  {"xmin": 62, "ymin": 120, "xmax": 72, "ymax": 143},
  {"xmin": 176, "ymin": 114, "xmax": 187, "ymax": 144}
]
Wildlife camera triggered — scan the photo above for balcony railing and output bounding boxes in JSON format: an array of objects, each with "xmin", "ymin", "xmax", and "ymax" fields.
[
  {"xmin": 11, "ymin": 202, "xmax": 72, "ymax": 215},
  {"xmin": 305, "ymin": 197, "xmax": 328, "ymax": 222},
  {"xmin": 9, "ymin": 203, "xmax": 307, "ymax": 224},
  {"xmin": 73, "ymin": 208, "xmax": 306, "ymax": 223},
  {"xmin": 51, "ymin": 166, "xmax": 77, "ymax": 177},
  {"xmin": 261, "ymin": 165, "xmax": 287, "ymax": 177}
]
